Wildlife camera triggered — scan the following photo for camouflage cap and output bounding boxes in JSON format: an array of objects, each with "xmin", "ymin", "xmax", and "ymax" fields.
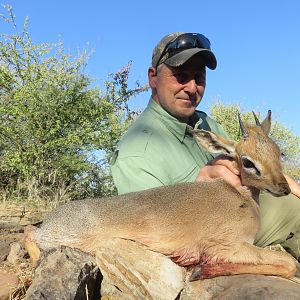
[{"xmin": 152, "ymin": 32, "xmax": 217, "ymax": 70}]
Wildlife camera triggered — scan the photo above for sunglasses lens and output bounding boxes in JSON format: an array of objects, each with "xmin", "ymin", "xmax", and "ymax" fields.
[{"xmin": 169, "ymin": 33, "xmax": 211, "ymax": 53}]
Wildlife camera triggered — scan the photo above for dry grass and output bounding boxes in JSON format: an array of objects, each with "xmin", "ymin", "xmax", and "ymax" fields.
[
  {"xmin": 0, "ymin": 259, "xmax": 33, "ymax": 299},
  {"xmin": 1, "ymin": 177, "xmax": 76, "ymax": 211}
]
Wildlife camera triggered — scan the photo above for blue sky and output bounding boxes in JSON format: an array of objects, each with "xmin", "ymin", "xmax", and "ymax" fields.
[{"xmin": 1, "ymin": 0, "xmax": 300, "ymax": 136}]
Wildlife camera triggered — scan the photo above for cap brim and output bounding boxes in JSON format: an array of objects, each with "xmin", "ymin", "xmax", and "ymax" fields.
[{"xmin": 164, "ymin": 48, "xmax": 217, "ymax": 70}]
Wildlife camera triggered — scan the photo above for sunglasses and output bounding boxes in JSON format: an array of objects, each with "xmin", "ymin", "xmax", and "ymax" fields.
[{"xmin": 155, "ymin": 33, "xmax": 212, "ymax": 70}]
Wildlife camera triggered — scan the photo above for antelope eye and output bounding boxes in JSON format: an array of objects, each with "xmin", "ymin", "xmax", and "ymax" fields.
[
  {"xmin": 242, "ymin": 158, "xmax": 255, "ymax": 169},
  {"xmin": 241, "ymin": 157, "xmax": 261, "ymax": 176}
]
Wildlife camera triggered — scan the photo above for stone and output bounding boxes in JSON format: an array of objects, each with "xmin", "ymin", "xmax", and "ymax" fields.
[
  {"xmin": 181, "ymin": 274, "xmax": 300, "ymax": 300},
  {"xmin": 0, "ymin": 226, "xmax": 23, "ymax": 262},
  {"xmin": 0, "ymin": 203, "xmax": 47, "ymax": 226},
  {"xmin": 95, "ymin": 238, "xmax": 300, "ymax": 300},
  {"xmin": 0, "ymin": 271, "xmax": 19, "ymax": 300},
  {"xmin": 7, "ymin": 242, "xmax": 24, "ymax": 264},
  {"xmin": 96, "ymin": 238, "xmax": 185, "ymax": 300},
  {"xmin": 0, "ymin": 202, "xmax": 48, "ymax": 263},
  {"xmin": 22, "ymin": 238, "xmax": 300, "ymax": 300},
  {"xmin": 25, "ymin": 246, "xmax": 102, "ymax": 300}
]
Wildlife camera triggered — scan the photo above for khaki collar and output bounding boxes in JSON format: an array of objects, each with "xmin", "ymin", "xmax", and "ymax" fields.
[{"xmin": 147, "ymin": 98, "xmax": 197, "ymax": 142}]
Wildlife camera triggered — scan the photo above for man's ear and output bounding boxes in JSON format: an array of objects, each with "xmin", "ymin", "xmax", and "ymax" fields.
[
  {"xmin": 189, "ymin": 128, "xmax": 237, "ymax": 157},
  {"xmin": 148, "ymin": 67, "xmax": 157, "ymax": 89}
]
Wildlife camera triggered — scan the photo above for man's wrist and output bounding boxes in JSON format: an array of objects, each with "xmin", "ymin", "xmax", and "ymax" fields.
[{"xmin": 284, "ymin": 174, "xmax": 300, "ymax": 199}]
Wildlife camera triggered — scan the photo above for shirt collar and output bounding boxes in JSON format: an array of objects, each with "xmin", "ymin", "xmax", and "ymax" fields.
[{"xmin": 147, "ymin": 98, "xmax": 194, "ymax": 142}]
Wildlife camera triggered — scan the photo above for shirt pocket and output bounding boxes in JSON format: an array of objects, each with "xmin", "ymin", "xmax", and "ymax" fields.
[{"xmin": 172, "ymin": 164, "xmax": 199, "ymax": 183}]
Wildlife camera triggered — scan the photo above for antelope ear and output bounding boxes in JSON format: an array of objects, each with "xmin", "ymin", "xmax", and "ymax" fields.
[
  {"xmin": 189, "ymin": 128, "xmax": 237, "ymax": 157},
  {"xmin": 261, "ymin": 110, "xmax": 272, "ymax": 136}
]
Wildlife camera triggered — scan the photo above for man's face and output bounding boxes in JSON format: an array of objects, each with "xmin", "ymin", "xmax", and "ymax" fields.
[{"xmin": 149, "ymin": 60, "xmax": 206, "ymax": 121}]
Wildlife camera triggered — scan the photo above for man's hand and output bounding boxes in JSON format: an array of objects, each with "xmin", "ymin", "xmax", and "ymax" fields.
[
  {"xmin": 284, "ymin": 174, "xmax": 300, "ymax": 199},
  {"xmin": 196, "ymin": 155, "xmax": 242, "ymax": 188}
]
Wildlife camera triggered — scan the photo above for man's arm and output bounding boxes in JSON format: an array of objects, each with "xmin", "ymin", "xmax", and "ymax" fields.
[
  {"xmin": 284, "ymin": 174, "xmax": 300, "ymax": 199},
  {"xmin": 111, "ymin": 156, "xmax": 166, "ymax": 195}
]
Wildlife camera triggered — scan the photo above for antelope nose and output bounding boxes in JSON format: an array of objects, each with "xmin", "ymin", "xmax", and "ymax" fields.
[{"xmin": 279, "ymin": 182, "xmax": 291, "ymax": 195}]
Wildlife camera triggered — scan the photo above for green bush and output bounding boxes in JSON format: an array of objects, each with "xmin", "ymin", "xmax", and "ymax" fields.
[{"xmin": 0, "ymin": 6, "xmax": 147, "ymax": 206}]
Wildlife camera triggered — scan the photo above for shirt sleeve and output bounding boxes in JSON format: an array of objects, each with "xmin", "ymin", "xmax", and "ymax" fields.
[{"xmin": 111, "ymin": 155, "xmax": 167, "ymax": 195}]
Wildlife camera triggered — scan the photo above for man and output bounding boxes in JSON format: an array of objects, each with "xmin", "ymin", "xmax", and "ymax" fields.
[{"xmin": 110, "ymin": 32, "xmax": 300, "ymax": 260}]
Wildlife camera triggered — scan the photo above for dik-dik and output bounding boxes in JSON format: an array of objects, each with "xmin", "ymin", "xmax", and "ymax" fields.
[{"xmin": 24, "ymin": 111, "xmax": 296, "ymax": 280}]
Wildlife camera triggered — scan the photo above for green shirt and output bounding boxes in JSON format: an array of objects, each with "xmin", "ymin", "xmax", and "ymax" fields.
[
  {"xmin": 110, "ymin": 100, "xmax": 300, "ymax": 259},
  {"xmin": 110, "ymin": 98, "xmax": 229, "ymax": 195}
]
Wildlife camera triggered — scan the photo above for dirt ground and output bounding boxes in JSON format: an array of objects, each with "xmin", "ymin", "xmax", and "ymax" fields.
[
  {"xmin": 0, "ymin": 203, "xmax": 47, "ymax": 299},
  {"xmin": 0, "ymin": 225, "xmax": 32, "ymax": 298}
]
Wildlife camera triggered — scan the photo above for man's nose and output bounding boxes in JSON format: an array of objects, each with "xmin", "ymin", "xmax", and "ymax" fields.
[{"xmin": 185, "ymin": 78, "xmax": 197, "ymax": 93}]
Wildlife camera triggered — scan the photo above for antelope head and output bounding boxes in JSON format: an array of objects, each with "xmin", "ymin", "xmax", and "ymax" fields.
[{"xmin": 189, "ymin": 111, "xmax": 291, "ymax": 197}]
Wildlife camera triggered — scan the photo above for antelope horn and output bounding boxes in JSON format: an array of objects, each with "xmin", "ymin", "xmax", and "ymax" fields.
[
  {"xmin": 252, "ymin": 111, "xmax": 261, "ymax": 126},
  {"xmin": 238, "ymin": 113, "xmax": 248, "ymax": 139}
]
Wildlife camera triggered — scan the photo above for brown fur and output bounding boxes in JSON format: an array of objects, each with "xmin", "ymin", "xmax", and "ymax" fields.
[{"xmin": 24, "ymin": 111, "xmax": 296, "ymax": 280}]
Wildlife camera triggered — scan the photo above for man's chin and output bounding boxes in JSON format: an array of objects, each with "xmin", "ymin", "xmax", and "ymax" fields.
[{"xmin": 173, "ymin": 107, "xmax": 196, "ymax": 120}]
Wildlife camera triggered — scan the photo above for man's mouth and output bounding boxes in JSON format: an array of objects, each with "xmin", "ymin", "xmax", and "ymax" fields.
[{"xmin": 180, "ymin": 98, "xmax": 196, "ymax": 105}]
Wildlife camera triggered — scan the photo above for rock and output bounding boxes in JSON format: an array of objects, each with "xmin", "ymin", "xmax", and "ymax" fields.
[
  {"xmin": 0, "ymin": 271, "xmax": 19, "ymax": 300},
  {"xmin": 96, "ymin": 238, "xmax": 185, "ymax": 300},
  {"xmin": 181, "ymin": 274, "xmax": 300, "ymax": 300},
  {"xmin": 0, "ymin": 203, "xmax": 47, "ymax": 226},
  {"xmin": 23, "ymin": 239, "xmax": 300, "ymax": 300},
  {"xmin": 0, "ymin": 202, "xmax": 48, "ymax": 263},
  {"xmin": 7, "ymin": 242, "xmax": 24, "ymax": 264},
  {"xmin": 95, "ymin": 238, "xmax": 300, "ymax": 300},
  {"xmin": 0, "ymin": 225, "xmax": 23, "ymax": 262},
  {"xmin": 25, "ymin": 246, "xmax": 102, "ymax": 300}
]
